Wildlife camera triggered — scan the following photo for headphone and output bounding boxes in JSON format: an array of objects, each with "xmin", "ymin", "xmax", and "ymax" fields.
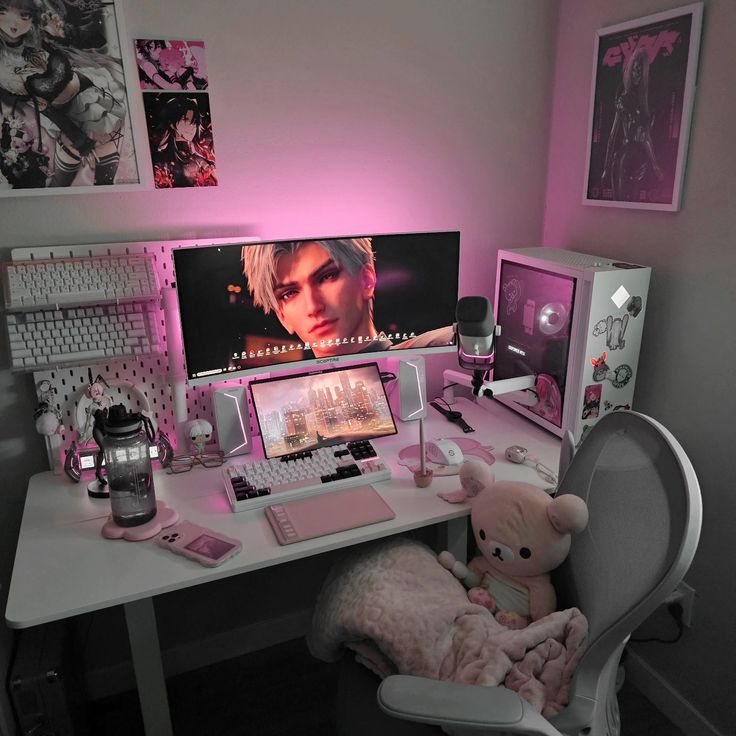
[{"xmin": 504, "ymin": 445, "xmax": 558, "ymax": 485}]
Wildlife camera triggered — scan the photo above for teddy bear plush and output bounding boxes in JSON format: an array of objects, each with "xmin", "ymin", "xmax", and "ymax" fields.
[{"xmin": 438, "ymin": 460, "xmax": 588, "ymax": 629}]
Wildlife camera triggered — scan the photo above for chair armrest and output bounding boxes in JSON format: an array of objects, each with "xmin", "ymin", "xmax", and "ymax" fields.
[{"xmin": 377, "ymin": 675, "xmax": 565, "ymax": 735}]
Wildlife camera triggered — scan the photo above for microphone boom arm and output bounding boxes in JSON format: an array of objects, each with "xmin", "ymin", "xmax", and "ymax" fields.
[{"xmin": 442, "ymin": 368, "xmax": 537, "ymax": 404}]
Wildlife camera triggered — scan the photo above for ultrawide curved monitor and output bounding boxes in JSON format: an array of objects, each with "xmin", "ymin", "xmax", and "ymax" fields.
[{"xmin": 173, "ymin": 231, "xmax": 460, "ymax": 385}]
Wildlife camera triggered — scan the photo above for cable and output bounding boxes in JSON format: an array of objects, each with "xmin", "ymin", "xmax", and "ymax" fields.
[{"xmin": 631, "ymin": 602, "xmax": 684, "ymax": 644}]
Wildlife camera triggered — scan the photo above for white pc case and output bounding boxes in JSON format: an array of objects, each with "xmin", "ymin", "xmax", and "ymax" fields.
[{"xmin": 492, "ymin": 247, "xmax": 651, "ymax": 443}]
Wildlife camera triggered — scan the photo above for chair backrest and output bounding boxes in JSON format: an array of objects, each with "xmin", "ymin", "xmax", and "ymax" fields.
[{"xmin": 552, "ymin": 410, "xmax": 702, "ymax": 698}]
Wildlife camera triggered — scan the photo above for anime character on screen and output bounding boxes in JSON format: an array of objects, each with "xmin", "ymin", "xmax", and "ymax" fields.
[
  {"xmin": 242, "ymin": 238, "xmax": 453, "ymax": 359},
  {"xmin": 0, "ymin": 0, "xmax": 129, "ymax": 188},
  {"xmin": 600, "ymin": 47, "xmax": 664, "ymax": 201},
  {"xmin": 145, "ymin": 93, "xmax": 216, "ymax": 188}
]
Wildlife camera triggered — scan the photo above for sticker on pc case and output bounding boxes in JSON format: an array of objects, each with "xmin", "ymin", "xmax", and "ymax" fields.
[
  {"xmin": 582, "ymin": 384, "xmax": 601, "ymax": 420},
  {"xmin": 502, "ymin": 277, "xmax": 523, "ymax": 316},
  {"xmin": 626, "ymin": 295, "xmax": 643, "ymax": 317},
  {"xmin": 591, "ymin": 313, "xmax": 629, "ymax": 351},
  {"xmin": 590, "ymin": 352, "xmax": 633, "ymax": 388}
]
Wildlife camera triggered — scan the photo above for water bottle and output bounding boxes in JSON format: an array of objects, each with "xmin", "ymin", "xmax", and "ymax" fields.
[{"xmin": 103, "ymin": 404, "xmax": 157, "ymax": 527}]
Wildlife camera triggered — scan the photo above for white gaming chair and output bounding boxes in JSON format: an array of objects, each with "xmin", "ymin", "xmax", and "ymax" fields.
[{"xmin": 376, "ymin": 410, "xmax": 702, "ymax": 736}]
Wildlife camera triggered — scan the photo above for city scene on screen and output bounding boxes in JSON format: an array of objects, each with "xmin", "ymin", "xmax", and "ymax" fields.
[{"xmin": 250, "ymin": 365, "xmax": 396, "ymax": 458}]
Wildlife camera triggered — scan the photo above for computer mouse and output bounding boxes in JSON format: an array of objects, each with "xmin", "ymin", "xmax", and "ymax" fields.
[{"xmin": 425, "ymin": 439, "xmax": 464, "ymax": 466}]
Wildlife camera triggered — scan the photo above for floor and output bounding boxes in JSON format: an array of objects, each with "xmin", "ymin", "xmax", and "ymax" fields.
[{"xmin": 84, "ymin": 638, "xmax": 688, "ymax": 736}]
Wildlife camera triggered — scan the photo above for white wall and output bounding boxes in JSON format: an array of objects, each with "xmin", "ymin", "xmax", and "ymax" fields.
[
  {"xmin": 545, "ymin": 0, "xmax": 736, "ymax": 732},
  {"xmin": 0, "ymin": 1, "xmax": 557, "ymax": 730}
]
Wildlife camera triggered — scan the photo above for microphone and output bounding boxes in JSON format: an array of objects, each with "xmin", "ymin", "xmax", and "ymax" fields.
[{"xmin": 456, "ymin": 296, "xmax": 496, "ymax": 372}]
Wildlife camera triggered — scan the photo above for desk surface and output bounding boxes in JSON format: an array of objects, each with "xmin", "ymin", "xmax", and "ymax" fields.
[{"xmin": 6, "ymin": 398, "xmax": 560, "ymax": 629}]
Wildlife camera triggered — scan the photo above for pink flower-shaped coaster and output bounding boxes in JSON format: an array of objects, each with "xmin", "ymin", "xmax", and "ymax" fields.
[{"xmin": 101, "ymin": 501, "xmax": 179, "ymax": 541}]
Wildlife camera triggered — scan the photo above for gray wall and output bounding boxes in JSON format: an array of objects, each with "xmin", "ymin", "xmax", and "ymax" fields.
[
  {"xmin": 545, "ymin": 0, "xmax": 735, "ymax": 732},
  {"xmin": 0, "ymin": 1, "xmax": 557, "ymax": 731}
]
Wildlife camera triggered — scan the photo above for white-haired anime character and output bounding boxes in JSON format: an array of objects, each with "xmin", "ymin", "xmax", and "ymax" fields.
[{"xmin": 242, "ymin": 238, "xmax": 453, "ymax": 359}]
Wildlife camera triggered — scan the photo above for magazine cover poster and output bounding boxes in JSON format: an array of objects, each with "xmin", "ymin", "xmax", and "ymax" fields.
[
  {"xmin": 585, "ymin": 8, "xmax": 701, "ymax": 209},
  {"xmin": 142, "ymin": 92, "xmax": 217, "ymax": 188}
]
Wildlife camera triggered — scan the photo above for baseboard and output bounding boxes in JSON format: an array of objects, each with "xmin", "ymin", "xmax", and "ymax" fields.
[
  {"xmin": 86, "ymin": 608, "xmax": 314, "ymax": 701},
  {"xmin": 625, "ymin": 651, "xmax": 725, "ymax": 736}
]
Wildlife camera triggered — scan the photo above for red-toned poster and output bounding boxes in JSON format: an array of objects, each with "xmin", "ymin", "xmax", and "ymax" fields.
[{"xmin": 584, "ymin": 4, "xmax": 703, "ymax": 211}]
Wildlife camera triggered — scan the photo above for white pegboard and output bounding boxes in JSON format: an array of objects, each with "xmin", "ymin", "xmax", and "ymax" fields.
[{"xmin": 12, "ymin": 237, "xmax": 261, "ymax": 473}]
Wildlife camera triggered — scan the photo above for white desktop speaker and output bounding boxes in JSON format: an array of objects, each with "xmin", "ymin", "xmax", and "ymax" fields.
[
  {"xmin": 212, "ymin": 386, "xmax": 252, "ymax": 457},
  {"xmin": 387, "ymin": 356, "xmax": 427, "ymax": 422}
]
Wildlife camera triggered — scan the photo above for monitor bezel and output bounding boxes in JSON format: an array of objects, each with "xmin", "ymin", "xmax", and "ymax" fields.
[
  {"xmin": 172, "ymin": 231, "xmax": 460, "ymax": 387},
  {"xmin": 248, "ymin": 361, "xmax": 398, "ymax": 459}
]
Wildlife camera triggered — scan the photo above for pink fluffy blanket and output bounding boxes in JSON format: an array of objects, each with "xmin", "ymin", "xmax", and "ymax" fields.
[{"xmin": 308, "ymin": 538, "xmax": 588, "ymax": 717}]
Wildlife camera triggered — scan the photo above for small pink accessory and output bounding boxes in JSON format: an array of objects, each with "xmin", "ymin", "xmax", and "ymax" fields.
[{"xmin": 101, "ymin": 501, "xmax": 179, "ymax": 541}]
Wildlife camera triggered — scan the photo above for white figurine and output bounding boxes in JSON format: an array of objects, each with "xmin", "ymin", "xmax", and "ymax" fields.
[{"xmin": 186, "ymin": 418, "xmax": 213, "ymax": 456}]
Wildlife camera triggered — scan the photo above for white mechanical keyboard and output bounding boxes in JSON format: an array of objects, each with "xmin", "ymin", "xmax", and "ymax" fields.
[
  {"xmin": 2, "ymin": 254, "xmax": 159, "ymax": 311},
  {"xmin": 7, "ymin": 303, "xmax": 162, "ymax": 371},
  {"xmin": 223, "ymin": 439, "xmax": 391, "ymax": 512}
]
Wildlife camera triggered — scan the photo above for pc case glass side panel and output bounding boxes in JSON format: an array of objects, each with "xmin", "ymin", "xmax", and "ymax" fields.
[{"xmin": 494, "ymin": 261, "xmax": 577, "ymax": 429}]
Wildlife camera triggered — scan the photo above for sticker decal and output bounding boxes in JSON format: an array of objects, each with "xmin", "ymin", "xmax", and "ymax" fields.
[
  {"xmin": 582, "ymin": 384, "xmax": 602, "ymax": 420},
  {"xmin": 592, "ymin": 313, "xmax": 629, "ymax": 350},
  {"xmin": 502, "ymin": 278, "xmax": 523, "ymax": 316},
  {"xmin": 590, "ymin": 351, "xmax": 633, "ymax": 388}
]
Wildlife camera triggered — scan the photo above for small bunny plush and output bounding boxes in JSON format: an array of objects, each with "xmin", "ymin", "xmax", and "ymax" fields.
[{"xmin": 438, "ymin": 460, "xmax": 588, "ymax": 629}]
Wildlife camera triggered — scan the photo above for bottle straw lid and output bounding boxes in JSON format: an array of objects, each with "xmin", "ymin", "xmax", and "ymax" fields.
[{"xmin": 105, "ymin": 404, "xmax": 143, "ymax": 435}]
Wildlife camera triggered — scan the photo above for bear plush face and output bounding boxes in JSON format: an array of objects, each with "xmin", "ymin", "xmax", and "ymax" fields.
[{"xmin": 470, "ymin": 480, "xmax": 580, "ymax": 579}]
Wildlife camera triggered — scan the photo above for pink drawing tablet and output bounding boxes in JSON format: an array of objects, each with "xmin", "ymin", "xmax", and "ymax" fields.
[{"xmin": 265, "ymin": 485, "xmax": 395, "ymax": 545}]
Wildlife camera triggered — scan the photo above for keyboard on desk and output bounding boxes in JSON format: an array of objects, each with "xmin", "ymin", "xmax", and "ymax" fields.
[
  {"xmin": 223, "ymin": 439, "xmax": 391, "ymax": 512},
  {"xmin": 7, "ymin": 302, "xmax": 161, "ymax": 370}
]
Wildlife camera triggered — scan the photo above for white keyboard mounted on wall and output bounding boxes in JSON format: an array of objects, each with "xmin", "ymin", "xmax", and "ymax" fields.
[
  {"xmin": 2, "ymin": 253, "xmax": 160, "ymax": 311},
  {"xmin": 7, "ymin": 303, "xmax": 162, "ymax": 371},
  {"xmin": 3, "ymin": 252, "xmax": 162, "ymax": 372}
]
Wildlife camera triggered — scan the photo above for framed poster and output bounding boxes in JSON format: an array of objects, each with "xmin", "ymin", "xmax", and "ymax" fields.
[
  {"xmin": 583, "ymin": 3, "xmax": 704, "ymax": 211},
  {"xmin": 0, "ymin": 0, "xmax": 148, "ymax": 196}
]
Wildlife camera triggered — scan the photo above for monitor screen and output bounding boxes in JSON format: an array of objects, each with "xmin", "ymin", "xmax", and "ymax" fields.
[
  {"xmin": 172, "ymin": 231, "xmax": 460, "ymax": 384},
  {"xmin": 494, "ymin": 260, "xmax": 577, "ymax": 428},
  {"xmin": 249, "ymin": 362, "xmax": 397, "ymax": 459}
]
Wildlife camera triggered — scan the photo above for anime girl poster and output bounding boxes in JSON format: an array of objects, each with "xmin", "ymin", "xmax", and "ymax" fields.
[
  {"xmin": 142, "ymin": 91, "xmax": 217, "ymax": 188},
  {"xmin": 0, "ymin": 0, "xmax": 146, "ymax": 195},
  {"xmin": 134, "ymin": 39, "xmax": 208, "ymax": 91},
  {"xmin": 583, "ymin": 3, "xmax": 703, "ymax": 211}
]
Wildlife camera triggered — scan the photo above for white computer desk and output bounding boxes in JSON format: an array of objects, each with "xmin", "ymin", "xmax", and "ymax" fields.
[{"xmin": 5, "ymin": 397, "xmax": 560, "ymax": 736}]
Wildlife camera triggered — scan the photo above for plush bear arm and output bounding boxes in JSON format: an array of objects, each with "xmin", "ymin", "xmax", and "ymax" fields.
[{"xmin": 526, "ymin": 575, "xmax": 557, "ymax": 621}]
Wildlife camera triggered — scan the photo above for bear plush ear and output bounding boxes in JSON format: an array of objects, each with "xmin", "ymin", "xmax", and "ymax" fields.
[
  {"xmin": 547, "ymin": 494, "xmax": 589, "ymax": 534},
  {"xmin": 438, "ymin": 460, "xmax": 495, "ymax": 504}
]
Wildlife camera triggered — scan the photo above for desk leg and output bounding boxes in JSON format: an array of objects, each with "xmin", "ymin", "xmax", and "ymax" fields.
[
  {"xmin": 124, "ymin": 598, "xmax": 173, "ymax": 736},
  {"xmin": 438, "ymin": 516, "xmax": 468, "ymax": 561}
]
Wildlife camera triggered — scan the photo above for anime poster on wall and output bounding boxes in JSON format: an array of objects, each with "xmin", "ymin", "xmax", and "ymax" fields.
[
  {"xmin": 134, "ymin": 39, "xmax": 208, "ymax": 91},
  {"xmin": 583, "ymin": 3, "xmax": 703, "ymax": 211},
  {"xmin": 0, "ymin": 0, "xmax": 146, "ymax": 195},
  {"xmin": 136, "ymin": 39, "xmax": 217, "ymax": 188}
]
